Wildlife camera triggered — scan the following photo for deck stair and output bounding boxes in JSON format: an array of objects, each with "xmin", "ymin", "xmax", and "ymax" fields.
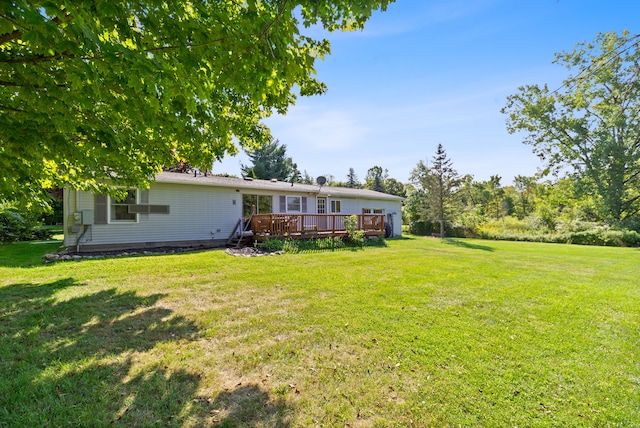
[{"xmin": 226, "ymin": 216, "xmax": 254, "ymax": 248}]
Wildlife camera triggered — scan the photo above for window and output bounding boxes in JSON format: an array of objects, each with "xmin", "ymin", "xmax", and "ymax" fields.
[
  {"xmin": 278, "ymin": 195, "xmax": 308, "ymax": 213},
  {"xmin": 330, "ymin": 200, "xmax": 341, "ymax": 213},
  {"xmin": 110, "ymin": 190, "xmax": 137, "ymax": 222},
  {"xmin": 363, "ymin": 208, "xmax": 384, "ymax": 214},
  {"xmin": 243, "ymin": 194, "xmax": 272, "ymax": 217},
  {"xmin": 287, "ymin": 196, "xmax": 301, "ymax": 212}
]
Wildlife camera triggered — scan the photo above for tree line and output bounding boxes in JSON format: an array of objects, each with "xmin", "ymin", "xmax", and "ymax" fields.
[
  {"xmin": 1, "ymin": 0, "xmax": 639, "ymax": 247},
  {"xmin": 238, "ymin": 30, "xmax": 640, "ymax": 245}
]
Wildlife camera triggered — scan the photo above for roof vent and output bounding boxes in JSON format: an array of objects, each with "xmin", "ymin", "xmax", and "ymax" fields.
[
  {"xmin": 271, "ymin": 178, "xmax": 278, "ymax": 182},
  {"xmin": 243, "ymin": 176, "xmax": 253, "ymax": 181}
]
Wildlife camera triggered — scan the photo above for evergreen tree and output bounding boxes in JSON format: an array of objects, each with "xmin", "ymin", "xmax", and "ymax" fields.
[
  {"xmin": 346, "ymin": 168, "xmax": 361, "ymax": 188},
  {"xmin": 241, "ymin": 139, "xmax": 298, "ymax": 182},
  {"xmin": 409, "ymin": 144, "xmax": 460, "ymax": 237},
  {"xmin": 365, "ymin": 166, "xmax": 388, "ymax": 193}
]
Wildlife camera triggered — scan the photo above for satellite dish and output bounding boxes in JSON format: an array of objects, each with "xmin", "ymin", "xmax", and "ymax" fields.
[{"xmin": 316, "ymin": 176, "xmax": 327, "ymax": 186}]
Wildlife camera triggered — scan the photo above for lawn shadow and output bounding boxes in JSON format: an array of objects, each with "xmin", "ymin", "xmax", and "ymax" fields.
[
  {"xmin": 394, "ymin": 235, "xmax": 417, "ymax": 240},
  {"xmin": 207, "ymin": 383, "xmax": 290, "ymax": 427},
  {"xmin": 0, "ymin": 277, "xmax": 216, "ymax": 426},
  {"xmin": 443, "ymin": 238, "xmax": 495, "ymax": 252}
]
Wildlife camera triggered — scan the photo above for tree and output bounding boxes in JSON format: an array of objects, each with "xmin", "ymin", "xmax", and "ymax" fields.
[
  {"xmin": 513, "ymin": 175, "xmax": 537, "ymax": 219},
  {"xmin": 300, "ymin": 170, "xmax": 315, "ymax": 185},
  {"xmin": 409, "ymin": 144, "xmax": 460, "ymax": 237},
  {"xmin": 364, "ymin": 166, "xmax": 388, "ymax": 193},
  {"xmin": 240, "ymin": 139, "xmax": 299, "ymax": 182},
  {"xmin": 346, "ymin": 168, "xmax": 361, "ymax": 188},
  {"xmin": 486, "ymin": 175, "xmax": 505, "ymax": 220},
  {"xmin": 384, "ymin": 177, "xmax": 407, "ymax": 198},
  {"xmin": 502, "ymin": 31, "xmax": 640, "ymax": 224},
  {"xmin": 0, "ymin": 1, "xmax": 393, "ymax": 207}
]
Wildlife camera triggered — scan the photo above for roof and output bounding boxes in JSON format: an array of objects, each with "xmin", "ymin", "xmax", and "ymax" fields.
[{"xmin": 155, "ymin": 172, "xmax": 404, "ymax": 202}]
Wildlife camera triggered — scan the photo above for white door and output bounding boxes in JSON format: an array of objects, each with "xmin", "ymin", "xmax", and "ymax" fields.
[{"xmin": 317, "ymin": 197, "xmax": 327, "ymax": 230}]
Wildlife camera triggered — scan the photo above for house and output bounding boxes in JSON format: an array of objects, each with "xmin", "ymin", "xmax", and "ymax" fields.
[{"xmin": 63, "ymin": 172, "xmax": 404, "ymax": 252}]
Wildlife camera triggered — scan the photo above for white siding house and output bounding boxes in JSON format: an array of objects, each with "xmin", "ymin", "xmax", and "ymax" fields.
[{"xmin": 64, "ymin": 172, "xmax": 404, "ymax": 252}]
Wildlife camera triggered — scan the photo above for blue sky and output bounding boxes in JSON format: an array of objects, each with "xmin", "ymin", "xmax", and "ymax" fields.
[{"xmin": 214, "ymin": 0, "xmax": 640, "ymax": 185}]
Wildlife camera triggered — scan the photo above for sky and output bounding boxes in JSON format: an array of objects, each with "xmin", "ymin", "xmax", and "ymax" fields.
[{"xmin": 213, "ymin": 0, "xmax": 640, "ymax": 186}]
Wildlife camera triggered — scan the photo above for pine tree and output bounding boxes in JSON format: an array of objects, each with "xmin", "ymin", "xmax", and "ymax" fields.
[
  {"xmin": 241, "ymin": 139, "xmax": 298, "ymax": 182},
  {"xmin": 346, "ymin": 168, "xmax": 361, "ymax": 188},
  {"xmin": 409, "ymin": 144, "xmax": 460, "ymax": 237},
  {"xmin": 365, "ymin": 166, "xmax": 387, "ymax": 193}
]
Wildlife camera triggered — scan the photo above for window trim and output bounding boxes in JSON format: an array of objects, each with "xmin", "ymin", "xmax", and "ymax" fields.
[
  {"xmin": 363, "ymin": 208, "xmax": 385, "ymax": 214},
  {"xmin": 330, "ymin": 200, "xmax": 341, "ymax": 213},
  {"xmin": 109, "ymin": 189, "xmax": 138, "ymax": 223},
  {"xmin": 243, "ymin": 194, "xmax": 273, "ymax": 217},
  {"xmin": 286, "ymin": 196, "xmax": 301, "ymax": 213}
]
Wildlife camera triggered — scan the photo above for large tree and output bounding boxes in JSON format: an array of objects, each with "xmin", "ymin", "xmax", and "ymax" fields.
[
  {"xmin": 0, "ymin": 0, "xmax": 393, "ymax": 206},
  {"xmin": 409, "ymin": 144, "xmax": 460, "ymax": 237},
  {"xmin": 502, "ymin": 30, "xmax": 640, "ymax": 224},
  {"xmin": 364, "ymin": 166, "xmax": 387, "ymax": 193},
  {"xmin": 240, "ymin": 139, "xmax": 298, "ymax": 181}
]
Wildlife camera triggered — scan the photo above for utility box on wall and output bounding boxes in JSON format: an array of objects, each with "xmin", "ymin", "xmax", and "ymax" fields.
[{"xmin": 73, "ymin": 210, "xmax": 94, "ymax": 225}]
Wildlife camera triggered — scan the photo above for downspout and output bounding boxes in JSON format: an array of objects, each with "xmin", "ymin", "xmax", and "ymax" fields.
[
  {"xmin": 64, "ymin": 187, "xmax": 76, "ymax": 249},
  {"xmin": 75, "ymin": 190, "xmax": 80, "ymax": 251},
  {"xmin": 76, "ymin": 225, "xmax": 89, "ymax": 253}
]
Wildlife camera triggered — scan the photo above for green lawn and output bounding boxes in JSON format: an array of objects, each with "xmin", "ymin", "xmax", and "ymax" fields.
[{"xmin": 1, "ymin": 237, "xmax": 638, "ymax": 426}]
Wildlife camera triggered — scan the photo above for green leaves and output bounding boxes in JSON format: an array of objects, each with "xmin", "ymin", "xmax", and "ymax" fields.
[
  {"xmin": 502, "ymin": 31, "xmax": 640, "ymax": 223},
  {"xmin": 0, "ymin": 0, "xmax": 393, "ymax": 205}
]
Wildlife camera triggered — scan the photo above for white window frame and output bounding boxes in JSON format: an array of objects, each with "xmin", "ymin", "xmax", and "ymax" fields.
[
  {"xmin": 363, "ymin": 208, "xmax": 385, "ymax": 214},
  {"xmin": 109, "ymin": 189, "xmax": 138, "ymax": 223},
  {"xmin": 287, "ymin": 196, "xmax": 301, "ymax": 213},
  {"xmin": 330, "ymin": 200, "xmax": 341, "ymax": 213},
  {"xmin": 317, "ymin": 197, "xmax": 326, "ymax": 214}
]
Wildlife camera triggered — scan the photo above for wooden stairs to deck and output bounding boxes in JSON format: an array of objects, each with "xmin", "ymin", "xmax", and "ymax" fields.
[
  {"xmin": 226, "ymin": 216, "xmax": 254, "ymax": 248},
  {"xmin": 226, "ymin": 235, "xmax": 252, "ymax": 248}
]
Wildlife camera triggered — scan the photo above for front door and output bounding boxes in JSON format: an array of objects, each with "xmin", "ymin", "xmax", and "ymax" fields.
[{"xmin": 317, "ymin": 197, "xmax": 327, "ymax": 230}]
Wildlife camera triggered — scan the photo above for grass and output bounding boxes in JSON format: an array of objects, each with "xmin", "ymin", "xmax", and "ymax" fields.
[{"xmin": 1, "ymin": 236, "xmax": 639, "ymax": 426}]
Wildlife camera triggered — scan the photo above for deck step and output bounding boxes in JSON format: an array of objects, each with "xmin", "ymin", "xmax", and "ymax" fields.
[{"xmin": 226, "ymin": 236, "xmax": 252, "ymax": 248}]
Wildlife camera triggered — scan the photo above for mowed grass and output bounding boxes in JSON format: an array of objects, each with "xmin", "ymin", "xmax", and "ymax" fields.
[{"xmin": 0, "ymin": 237, "xmax": 638, "ymax": 427}]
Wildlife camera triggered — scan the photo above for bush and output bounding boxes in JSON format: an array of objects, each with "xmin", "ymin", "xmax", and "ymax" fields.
[
  {"xmin": 566, "ymin": 228, "xmax": 640, "ymax": 247},
  {"xmin": 342, "ymin": 215, "xmax": 365, "ymax": 247},
  {"xmin": 0, "ymin": 203, "xmax": 57, "ymax": 242},
  {"xmin": 409, "ymin": 221, "xmax": 437, "ymax": 235},
  {"xmin": 257, "ymin": 238, "xmax": 286, "ymax": 252},
  {"xmin": 409, "ymin": 220, "xmax": 467, "ymax": 237},
  {"xmin": 0, "ymin": 205, "xmax": 49, "ymax": 242},
  {"xmin": 256, "ymin": 234, "xmax": 376, "ymax": 253}
]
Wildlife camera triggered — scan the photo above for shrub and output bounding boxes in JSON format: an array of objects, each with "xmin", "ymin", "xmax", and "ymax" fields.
[
  {"xmin": 256, "ymin": 235, "xmax": 372, "ymax": 253},
  {"xmin": 0, "ymin": 205, "xmax": 48, "ymax": 241},
  {"xmin": 342, "ymin": 215, "xmax": 365, "ymax": 247},
  {"xmin": 258, "ymin": 238, "xmax": 286, "ymax": 252},
  {"xmin": 566, "ymin": 228, "xmax": 640, "ymax": 247},
  {"xmin": 409, "ymin": 220, "xmax": 467, "ymax": 237}
]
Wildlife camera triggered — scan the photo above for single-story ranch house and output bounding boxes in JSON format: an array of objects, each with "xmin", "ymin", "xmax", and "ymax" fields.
[{"xmin": 63, "ymin": 172, "xmax": 404, "ymax": 252}]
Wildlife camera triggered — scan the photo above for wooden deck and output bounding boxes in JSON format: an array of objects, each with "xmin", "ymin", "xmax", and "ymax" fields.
[{"xmin": 249, "ymin": 213, "xmax": 385, "ymax": 240}]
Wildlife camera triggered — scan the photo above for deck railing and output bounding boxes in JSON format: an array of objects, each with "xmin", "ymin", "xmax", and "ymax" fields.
[{"xmin": 249, "ymin": 213, "xmax": 385, "ymax": 238}]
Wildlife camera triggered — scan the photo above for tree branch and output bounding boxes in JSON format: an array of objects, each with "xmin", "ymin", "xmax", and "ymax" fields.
[
  {"xmin": 0, "ymin": 51, "xmax": 70, "ymax": 64},
  {"xmin": 0, "ymin": 104, "xmax": 26, "ymax": 112},
  {"xmin": 0, "ymin": 11, "xmax": 72, "ymax": 47}
]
